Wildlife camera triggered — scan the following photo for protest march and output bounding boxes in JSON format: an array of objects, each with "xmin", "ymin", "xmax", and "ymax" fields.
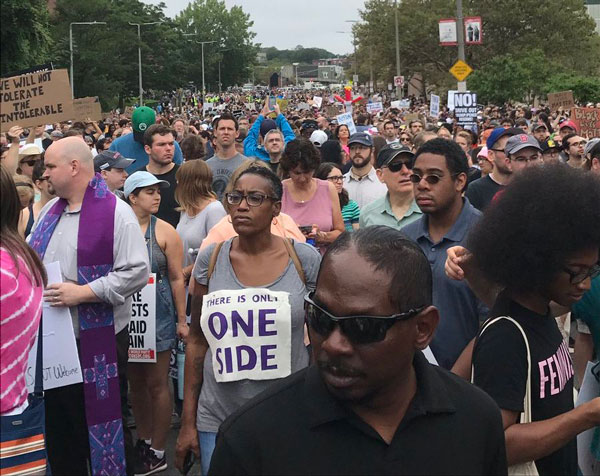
[{"xmin": 1, "ymin": 1, "xmax": 600, "ymax": 475}]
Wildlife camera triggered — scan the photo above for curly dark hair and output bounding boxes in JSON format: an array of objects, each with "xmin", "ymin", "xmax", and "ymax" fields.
[
  {"xmin": 279, "ymin": 138, "xmax": 321, "ymax": 174},
  {"xmin": 236, "ymin": 164, "xmax": 283, "ymax": 201},
  {"xmin": 467, "ymin": 164, "xmax": 600, "ymax": 292}
]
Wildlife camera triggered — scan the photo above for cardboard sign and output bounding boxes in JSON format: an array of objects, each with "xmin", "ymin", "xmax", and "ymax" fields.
[
  {"xmin": 201, "ymin": 288, "xmax": 292, "ymax": 383},
  {"xmin": 0, "ymin": 69, "xmax": 74, "ymax": 132},
  {"xmin": 430, "ymin": 94, "xmax": 440, "ymax": 117},
  {"xmin": 571, "ymin": 107, "xmax": 600, "ymax": 138},
  {"xmin": 128, "ymin": 274, "xmax": 157, "ymax": 363},
  {"xmin": 453, "ymin": 92, "xmax": 478, "ymax": 128},
  {"xmin": 324, "ymin": 105, "xmax": 340, "ymax": 118},
  {"xmin": 26, "ymin": 262, "xmax": 83, "ymax": 392},
  {"xmin": 366, "ymin": 101, "xmax": 383, "ymax": 114},
  {"xmin": 73, "ymin": 96, "xmax": 102, "ymax": 122},
  {"xmin": 548, "ymin": 91, "xmax": 574, "ymax": 111},
  {"xmin": 312, "ymin": 96, "xmax": 323, "ymax": 109},
  {"xmin": 336, "ymin": 111, "xmax": 357, "ymax": 135}
]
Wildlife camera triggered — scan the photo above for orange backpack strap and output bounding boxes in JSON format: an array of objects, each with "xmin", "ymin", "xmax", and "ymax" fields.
[
  {"xmin": 207, "ymin": 241, "xmax": 225, "ymax": 283},
  {"xmin": 282, "ymin": 238, "xmax": 306, "ymax": 285}
]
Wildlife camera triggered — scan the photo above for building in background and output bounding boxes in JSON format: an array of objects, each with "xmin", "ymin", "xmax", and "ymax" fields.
[{"xmin": 585, "ymin": 0, "xmax": 600, "ymax": 34}]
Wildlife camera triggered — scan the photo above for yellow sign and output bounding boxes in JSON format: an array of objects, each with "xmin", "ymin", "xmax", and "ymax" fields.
[{"xmin": 449, "ymin": 60, "xmax": 473, "ymax": 81}]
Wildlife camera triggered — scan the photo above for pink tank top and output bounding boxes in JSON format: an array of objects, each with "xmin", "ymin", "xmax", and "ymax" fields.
[{"xmin": 282, "ymin": 179, "xmax": 333, "ymax": 253}]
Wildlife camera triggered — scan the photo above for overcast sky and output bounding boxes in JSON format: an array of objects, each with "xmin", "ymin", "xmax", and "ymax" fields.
[{"xmin": 142, "ymin": 0, "xmax": 366, "ymax": 55}]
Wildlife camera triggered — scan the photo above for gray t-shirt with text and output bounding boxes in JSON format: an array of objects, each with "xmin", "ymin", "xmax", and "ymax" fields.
[{"xmin": 205, "ymin": 153, "xmax": 248, "ymax": 200}]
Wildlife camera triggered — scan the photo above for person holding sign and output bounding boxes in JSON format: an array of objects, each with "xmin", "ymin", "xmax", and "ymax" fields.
[
  {"xmin": 124, "ymin": 171, "xmax": 189, "ymax": 476},
  {"xmin": 175, "ymin": 165, "xmax": 321, "ymax": 475}
]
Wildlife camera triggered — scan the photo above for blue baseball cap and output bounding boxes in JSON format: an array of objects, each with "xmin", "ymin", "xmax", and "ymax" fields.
[
  {"xmin": 124, "ymin": 171, "xmax": 169, "ymax": 199},
  {"xmin": 486, "ymin": 127, "xmax": 523, "ymax": 149},
  {"xmin": 348, "ymin": 132, "xmax": 373, "ymax": 147}
]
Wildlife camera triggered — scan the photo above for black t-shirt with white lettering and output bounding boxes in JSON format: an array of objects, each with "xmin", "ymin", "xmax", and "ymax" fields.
[{"xmin": 472, "ymin": 291, "xmax": 576, "ymax": 476}]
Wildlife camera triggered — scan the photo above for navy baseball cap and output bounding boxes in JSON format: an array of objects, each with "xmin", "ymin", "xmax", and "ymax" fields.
[
  {"xmin": 486, "ymin": 127, "xmax": 523, "ymax": 149},
  {"xmin": 348, "ymin": 132, "xmax": 373, "ymax": 147}
]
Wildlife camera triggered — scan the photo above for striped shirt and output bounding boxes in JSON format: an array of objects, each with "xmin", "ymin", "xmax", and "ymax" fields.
[
  {"xmin": 0, "ymin": 248, "xmax": 43, "ymax": 414},
  {"xmin": 341, "ymin": 200, "xmax": 360, "ymax": 231}
]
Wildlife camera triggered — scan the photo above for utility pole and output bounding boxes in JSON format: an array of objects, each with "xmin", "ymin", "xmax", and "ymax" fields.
[
  {"xmin": 395, "ymin": 1, "xmax": 402, "ymax": 98},
  {"xmin": 129, "ymin": 21, "xmax": 163, "ymax": 106},
  {"xmin": 456, "ymin": 0, "xmax": 467, "ymax": 91}
]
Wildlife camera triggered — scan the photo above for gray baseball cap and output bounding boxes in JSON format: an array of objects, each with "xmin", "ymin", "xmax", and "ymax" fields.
[
  {"xmin": 504, "ymin": 134, "xmax": 542, "ymax": 156},
  {"xmin": 123, "ymin": 171, "xmax": 169, "ymax": 198},
  {"xmin": 347, "ymin": 132, "xmax": 373, "ymax": 147}
]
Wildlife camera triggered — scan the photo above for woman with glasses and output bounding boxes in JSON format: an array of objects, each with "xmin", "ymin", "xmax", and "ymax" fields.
[
  {"xmin": 280, "ymin": 139, "xmax": 344, "ymax": 254},
  {"xmin": 175, "ymin": 165, "xmax": 321, "ymax": 475},
  {"xmin": 447, "ymin": 164, "xmax": 600, "ymax": 475},
  {"xmin": 315, "ymin": 162, "xmax": 360, "ymax": 231}
]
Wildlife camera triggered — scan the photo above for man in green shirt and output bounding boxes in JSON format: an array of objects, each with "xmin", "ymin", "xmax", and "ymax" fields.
[{"xmin": 359, "ymin": 143, "xmax": 422, "ymax": 230}]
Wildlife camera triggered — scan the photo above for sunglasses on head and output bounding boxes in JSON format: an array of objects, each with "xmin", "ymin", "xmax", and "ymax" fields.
[{"xmin": 304, "ymin": 292, "xmax": 425, "ymax": 345}]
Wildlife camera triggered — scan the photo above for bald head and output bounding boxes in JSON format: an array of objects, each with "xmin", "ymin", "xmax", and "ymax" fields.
[{"xmin": 46, "ymin": 136, "xmax": 94, "ymax": 168}]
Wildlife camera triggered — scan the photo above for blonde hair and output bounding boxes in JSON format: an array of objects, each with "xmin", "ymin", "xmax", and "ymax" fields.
[
  {"xmin": 456, "ymin": 130, "xmax": 473, "ymax": 147},
  {"xmin": 12, "ymin": 173, "xmax": 34, "ymax": 208},
  {"xmin": 175, "ymin": 160, "xmax": 216, "ymax": 216}
]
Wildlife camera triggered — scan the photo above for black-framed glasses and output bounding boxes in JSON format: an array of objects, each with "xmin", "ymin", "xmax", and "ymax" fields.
[
  {"xmin": 385, "ymin": 159, "xmax": 413, "ymax": 173},
  {"xmin": 510, "ymin": 154, "xmax": 541, "ymax": 164},
  {"xmin": 225, "ymin": 192, "xmax": 276, "ymax": 207},
  {"xmin": 326, "ymin": 175, "xmax": 344, "ymax": 183},
  {"xmin": 409, "ymin": 172, "xmax": 458, "ymax": 185},
  {"xmin": 489, "ymin": 148, "xmax": 506, "ymax": 154},
  {"xmin": 562, "ymin": 263, "xmax": 600, "ymax": 285},
  {"xmin": 304, "ymin": 292, "xmax": 425, "ymax": 345},
  {"xmin": 567, "ymin": 140, "xmax": 587, "ymax": 148}
]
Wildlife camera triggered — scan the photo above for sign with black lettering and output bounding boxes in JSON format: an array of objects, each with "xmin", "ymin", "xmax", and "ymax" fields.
[
  {"xmin": 73, "ymin": 96, "xmax": 102, "ymax": 122},
  {"xmin": 453, "ymin": 91, "xmax": 478, "ymax": 128},
  {"xmin": 201, "ymin": 288, "xmax": 292, "ymax": 383},
  {"xmin": 128, "ymin": 274, "xmax": 157, "ymax": 363},
  {"xmin": 0, "ymin": 69, "xmax": 74, "ymax": 132}
]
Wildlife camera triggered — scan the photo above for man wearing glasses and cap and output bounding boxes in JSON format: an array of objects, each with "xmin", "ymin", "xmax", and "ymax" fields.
[
  {"xmin": 207, "ymin": 227, "xmax": 507, "ymax": 475},
  {"xmin": 359, "ymin": 143, "xmax": 422, "ymax": 230}
]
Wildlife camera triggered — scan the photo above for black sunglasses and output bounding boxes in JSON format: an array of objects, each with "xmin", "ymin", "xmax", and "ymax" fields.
[
  {"xmin": 409, "ymin": 172, "xmax": 459, "ymax": 185},
  {"xmin": 384, "ymin": 158, "xmax": 413, "ymax": 172},
  {"xmin": 19, "ymin": 159, "xmax": 38, "ymax": 167},
  {"xmin": 304, "ymin": 292, "xmax": 425, "ymax": 345}
]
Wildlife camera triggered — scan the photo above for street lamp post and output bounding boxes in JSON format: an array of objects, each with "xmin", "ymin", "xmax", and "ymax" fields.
[
  {"xmin": 346, "ymin": 20, "xmax": 359, "ymax": 82},
  {"xmin": 395, "ymin": 0, "xmax": 402, "ymax": 98},
  {"xmin": 69, "ymin": 21, "xmax": 106, "ymax": 98},
  {"xmin": 129, "ymin": 21, "xmax": 163, "ymax": 106}
]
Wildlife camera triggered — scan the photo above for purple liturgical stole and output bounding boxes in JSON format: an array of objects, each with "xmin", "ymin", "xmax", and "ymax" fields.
[{"xmin": 30, "ymin": 175, "xmax": 126, "ymax": 476}]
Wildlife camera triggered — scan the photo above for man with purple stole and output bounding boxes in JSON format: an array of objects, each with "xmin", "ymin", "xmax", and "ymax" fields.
[{"xmin": 29, "ymin": 137, "xmax": 149, "ymax": 476}]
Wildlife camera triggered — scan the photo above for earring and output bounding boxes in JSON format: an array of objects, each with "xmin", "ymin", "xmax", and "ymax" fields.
[{"xmin": 272, "ymin": 217, "xmax": 278, "ymax": 226}]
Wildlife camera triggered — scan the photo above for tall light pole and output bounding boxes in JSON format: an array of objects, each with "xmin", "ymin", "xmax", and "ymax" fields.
[
  {"xmin": 346, "ymin": 20, "xmax": 359, "ymax": 82},
  {"xmin": 129, "ymin": 21, "xmax": 163, "ymax": 106},
  {"xmin": 456, "ymin": 0, "xmax": 467, "ymax": 91},
  {"xmin": 395, "ymin": 0, "xmax": 402, "ymax": 98},
  {"xmin": 69, "ymin": 21, "xmax": 106, "ymax": 98}
]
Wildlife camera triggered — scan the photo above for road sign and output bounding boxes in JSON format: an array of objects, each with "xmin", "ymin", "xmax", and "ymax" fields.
[
  {"xmin": 394, "ymin": 75, "xmax": 405, "ymax": 87},
  {"xmin": 449, "ymin": 60, "xmax": 473, "ymax": 82}
]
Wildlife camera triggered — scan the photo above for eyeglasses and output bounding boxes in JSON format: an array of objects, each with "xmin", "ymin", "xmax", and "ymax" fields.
[
  {"xmin": 562, "ymin": 263, "xmax": 600, "ymax": 285},
  {"xmin": 384, "ymin": 159, "xmax": 413, "ymax": 172},
  {"xmin": 400, "ymin": 137, "xmax": 411, "ymax": 143},
  {"xmin": 304, "ymin": 292, "xmax": 425, "ymax": 345},
  {"xmin": 326, "ymin": 175, "xmax": 344, "ymax": 183},
  {"xmin": 225, "ymin": 192, "xmax": 276, "ymax": 207},
  {"xmin": 19, "ymin": 159, "xmax": 39, "ymax": 167},
  {"xmin": 409, "ymin": 172, "xmax": 458, "ymax": 185},
  {"xmin": 489, "ymin": 148, "xmax": 506, "ymax": 154},
  {"xmin": 567, "ymin": 140, "xmax": 587, "ymax": 148},
  {"xmin": 510, "ymin": 154, "xmax": 540, "ymax": 164}
]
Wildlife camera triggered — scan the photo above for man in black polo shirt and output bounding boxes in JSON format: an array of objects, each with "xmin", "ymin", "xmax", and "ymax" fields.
[
  {"xmin": 208, "ymin": 227, "xmax": 507, "ymax": 475},
  {"xmin": 142, "ymin": 124, "xmax": 180, "ymax": 227}
]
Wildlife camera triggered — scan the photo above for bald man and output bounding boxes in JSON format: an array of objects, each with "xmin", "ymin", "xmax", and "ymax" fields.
[{"xmin": 29, "ymin": 136, "xmax": 149, "ymax": 475}]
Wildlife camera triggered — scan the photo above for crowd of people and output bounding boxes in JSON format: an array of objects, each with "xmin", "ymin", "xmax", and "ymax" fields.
[{"xmin": 1, "ymin": 85, "xmax": 599, "ymax": 476}]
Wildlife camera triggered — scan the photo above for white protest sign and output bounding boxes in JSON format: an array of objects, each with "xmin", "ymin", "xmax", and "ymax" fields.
[
  {"xmin": 447, "ymin": 90, "xmax": 458, "ymax": 111},
  {"xmin": 366, "ymin": 101, "xmax": 383, "ymax": 114},
  {"xmin": 200, "ymin": 288, "xmax": 292, "ymax": 383},
  {"xmin": 244, "ymin": 102, "xmax": 256, "ymax": 111},
  {"xmin": 430, "ymin": 94, "xmax": 440, "ymax": 117},
  {"xmin": 312, "ymin": 96, "xmax": 323, "ymax": 109},
  {"xmin": 26, "ymin": 262, "xmax": 82, "ymax": 392},
  {"xmin": 128, "ymin": 274, "xmax": 157, "ymax": 363},
  {"xmin": 336, "ymin": 111, "xmax": 357, "ymax": 135},
  {"xmin": 391, "ymin": 100, "xmax": 401, "ymax": 109}
]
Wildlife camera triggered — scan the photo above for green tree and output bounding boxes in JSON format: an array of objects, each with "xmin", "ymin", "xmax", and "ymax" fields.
[
  {"xmin": 1, "ymin": 0, "xmax": 52, "ymax": 75},
  {"xmin": 175, "ymin": 0, "xmax": 258, "ymax": 90}
]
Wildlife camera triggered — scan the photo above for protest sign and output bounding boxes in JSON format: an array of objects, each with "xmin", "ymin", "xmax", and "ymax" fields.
[
  {"xmin": 576, "ymin": 361, "xmax": 600, "ymax": 475},
  {"xmin": 325, "ymin": 105, "xmax": 340, "ymax": 118},
  {"xmin": 453, "ymin": 92, "xmax": 478, "ymax": 128},
  {"xmin": 128, "ymin": 274, "xmax": 157, "ymax": 363},
  {"xmin": 244, "ymin": 102, "xmax": 256, "ymax": 111},
  {"xmin": 548, "ymin": 91, "xmax": 574, "ymax": 111},
  {"xmin": 336, "ymin": 111, "xmax": 357, "ymax": 135},
  {"xmin": 366, "ymin": 101, "xmax": 383, "ymax": 114},
  {"xmin": 297, "ymin": 102, "xmax": 310, "ymax": 111},
  {"xmin": 312, "ymin": 96, "xmax": 323, "ymax": 109},
  {"xmin": 2, "ymin": 63, "xmax": 54, "ymax": 79},
  {"xmin": 72, "ymin": 96, "xmax": 102, "ymax": 122},
  {"xmin": 200, "ymin": 288, "xmax": 292, "ymax": 383},
  {"xmin": 571, "ymin": 107, "xmax": 600, "ymax": 138},
  {"xmin": 26, "ymin": 262, "xmax": 83, "ymax": 392},
  {"xmin": 276, "ymin": 98, "xmax": 288, "ymax": 111},
  {"xmin": 0, "ymin": 69, "xmax": 74, "ymax": 132},
  {"xmin": 430, "ymin": 94, "xmax": 440, "ymax": 117}
]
